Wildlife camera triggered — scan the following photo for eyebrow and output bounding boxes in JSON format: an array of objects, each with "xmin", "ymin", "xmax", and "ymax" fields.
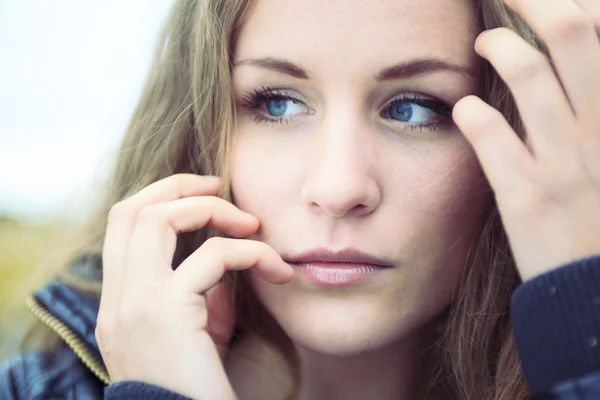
[
  {"xmin": 376, "ymin": 59, "xmax": 475, "ymax": 81},
  {"xmin": 234, "ymin": 57, "xmax": 310, "ymax": 79},
  {"xmin": 233, "ymin": 57, "xmax": 474, "ymax": 81}
]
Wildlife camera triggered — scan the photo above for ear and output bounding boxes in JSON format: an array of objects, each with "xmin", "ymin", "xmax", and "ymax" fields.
[{"xmin": 206, "ymin": 282, "xmax": 236, "ymax": 361}]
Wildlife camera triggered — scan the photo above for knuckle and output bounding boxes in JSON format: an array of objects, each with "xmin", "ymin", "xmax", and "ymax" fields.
[
  {"xmin": 167, "ymin": 173, "xmax": 198, "ymax": 191},
  {"xmin": 136, "ymin": 204, "xmax": 166, "ymax": 225},
  {"xmin": 204, "ymin": 236, "xmax": 227, "ymax": 251},
  {"xmin": 496, "ymin": 171, "xmax": 544, "ymax": 213},
  {"xmin": 164, "ymin": 176, "xmax": 182, "ymax": 194},
  {"xmin": 254, "ymin": 240, "xmax": 273, "ymax": 254},
  {"xmin": 467, "ymin": 108, "xmax": 505, "ymax": 142},
  {"xmin": 546, "ymin": 12, "xmax": 594, "ymax": 43},
  {"xmin": 107, "ymin": 201, "xmax": 133, "ymax": 224},
  {"xmin": 170, "ymin": 172, "xmax": 191, "ymax": 183},
  {"xmin": 505, "ymin": 186, "xmax": 548, "ymax": 215},
  {"xmin": 503, "ymin": 52, "xmax": 549, "ymax": 83},
  {"xmin": 198, "ymin": 195, "xmax": 220, "ymax": 209}
]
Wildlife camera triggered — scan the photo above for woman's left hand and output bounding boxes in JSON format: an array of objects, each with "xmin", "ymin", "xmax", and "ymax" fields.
[{"xmin": 453, "ymin": 0, "xmax": 600, "ymax": 282}]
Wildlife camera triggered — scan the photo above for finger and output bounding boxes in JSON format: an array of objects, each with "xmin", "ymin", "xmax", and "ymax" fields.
[
  {"xmin": 453, "ymin": 95, "xmax": 535, "ymax": 196},
  {"xmin": 172, "ymin": 237, "xmax": 294, "ymax": 295},
  {"xmin": 565, "ymin": 0, "xmax": 600, "ymax": 179},
  {"xmin": 504, "ymin": 0, "xmax": 600, "ymax": 115},
  {"xmin": 206, "ymin": 282, "xmax": 236, "ymax": 360},
  {"xmin": 122, "ymin": 174, "xmax": 222, "ymax": 210},
  {"xmin": 126, "ymin": 197, "xmax": 260, "ymax": 280},
  {"xmin": 475, "ymin": 27, "xmax": 577, "ymax": 159},
  {"xmin": 102, "ymin": 175, "xmax": 221, "ymax": 282},
  {"xmin": 100, "ymin": 174, "xmax": 222, "ymax": 309},
  {"xmin": 571, "ymin": 0, "xmax": 600, "ymax": 33}
]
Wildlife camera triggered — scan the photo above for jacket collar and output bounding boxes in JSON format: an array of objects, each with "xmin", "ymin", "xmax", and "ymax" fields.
[{"xmin": 33, "ymin": 255, "xmax": 103, "ymax": 359}]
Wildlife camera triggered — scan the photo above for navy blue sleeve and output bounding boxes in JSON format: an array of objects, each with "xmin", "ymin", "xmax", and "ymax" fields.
[
  {"xmin": 511, "ymin": 254, "xmax": 600, "ymax": 396},
  {"xmin": 104, "ymin": 381, "xmax": 192, "ymax": 400},
  {"xmin": 531, "ymin": 372, "xmax": 600, "ymax": 400}
]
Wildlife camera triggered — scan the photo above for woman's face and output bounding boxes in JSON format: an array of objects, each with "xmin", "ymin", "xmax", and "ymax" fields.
[{"xmin": 230, "ymin": 0, "xmax": 486, "ymax": 354}]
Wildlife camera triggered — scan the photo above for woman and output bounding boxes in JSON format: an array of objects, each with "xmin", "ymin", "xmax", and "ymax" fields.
[{"xmin": 1, "ymin": 0, "xmax": 599, "ymax": 398}]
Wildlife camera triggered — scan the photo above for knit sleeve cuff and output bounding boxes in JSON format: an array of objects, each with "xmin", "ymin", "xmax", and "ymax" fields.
[
  {"xmin": 104, "ymin": 381, "xmax": 192, "ymax": 400},
  {"xmin": 511, "ymin": 254, "xmax": 600, "ymax": 394}
]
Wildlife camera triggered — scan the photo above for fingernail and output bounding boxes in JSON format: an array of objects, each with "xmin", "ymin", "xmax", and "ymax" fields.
[
  {"xmin": 243, "ymin": 212, "xmax": 258, "ymax": 222},
  {"xmin": 476, "ymin": 29, "xmax": 489, "ymax": 42},
  {"xmin": 474, "ymin": 30, "xmax": 492, "ymax": 55}
]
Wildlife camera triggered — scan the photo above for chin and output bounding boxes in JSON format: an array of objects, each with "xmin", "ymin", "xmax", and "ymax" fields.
[
  {"xmin": 252, "ymin": 284, "xmax": 438, "ymax": 357},
  {"xmin": 288, "ymin": 325, "xmax": 401, "ymax": 357}
]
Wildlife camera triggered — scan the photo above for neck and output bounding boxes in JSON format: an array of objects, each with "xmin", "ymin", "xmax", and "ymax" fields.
[
  {"xmin": 295, "ymin": 334, "xmax": 429, "ymax": 400},
  {"xmin": 227, "ymin": 322, "xmax": 444, "ymax": 400}
]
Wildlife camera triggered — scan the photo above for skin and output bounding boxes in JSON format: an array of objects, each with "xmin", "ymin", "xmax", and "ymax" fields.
[
  {"xmin": 228, "ymin": 0, "xmax": 486, "ymax": 398},
  {"xmin": 96, "ymin": 0, "xmax": 600, "ymax": 399}
]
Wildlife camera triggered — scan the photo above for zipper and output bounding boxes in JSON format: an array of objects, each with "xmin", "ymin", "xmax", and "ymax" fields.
[{"xmin": 25, "ymin": 295, "xmax": 111, "ymax": 386}]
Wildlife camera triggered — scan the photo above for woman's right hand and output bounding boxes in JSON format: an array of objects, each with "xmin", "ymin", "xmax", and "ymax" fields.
[{"xmin": 95, "ymin": 174, "xmax": 293, "ymax": 400}]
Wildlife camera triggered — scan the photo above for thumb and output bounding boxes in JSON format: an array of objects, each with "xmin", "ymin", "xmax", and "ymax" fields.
[{"xmin": 206, "ymin": 282, "xmax": 236, "ymax": 360}]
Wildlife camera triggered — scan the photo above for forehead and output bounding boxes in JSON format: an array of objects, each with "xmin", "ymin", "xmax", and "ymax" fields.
[{"xmin": 235, "ymin": 0, "xmax": 480, "ymax": 75}]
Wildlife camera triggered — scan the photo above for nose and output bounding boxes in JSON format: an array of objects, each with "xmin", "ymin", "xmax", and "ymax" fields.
[{"xmin": 300, "ymin": 113, "xmax": 381, "ymax": 218}]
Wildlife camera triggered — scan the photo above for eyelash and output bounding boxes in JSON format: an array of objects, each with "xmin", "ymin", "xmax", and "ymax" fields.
[
  {"xmin": 241, "ymin": 86, "xmax": 299, "ymax": 125},
  {"xmin": 382, "ymin": 94, "xmax": 452, "ymax": 133},
  {"xmin": 240, "ymin": 86, "xmax": 453, "ymax": 132}
]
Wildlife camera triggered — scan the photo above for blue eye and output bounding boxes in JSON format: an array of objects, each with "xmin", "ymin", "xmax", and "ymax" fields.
[
  {"xmin": 265, "ymin": 98, "xmax": 306, "ymax": 118},
  {"xmin": 266, "ymin": 100, "xmax": 287, "ymax": 117},
  {"xmin": 383, "ymin": 95, "xmax": 452, "ymax": 129},
  {"xmin": 387, "ymin": 102, "xmax": 438, "ymax": 123},
  {"xmin": 389, "ymin": 103, "xmax": 414, "ymax": 122},
  {"xmin": 241, "ymin": 87, "xmax": 311, "ymax": 124}
]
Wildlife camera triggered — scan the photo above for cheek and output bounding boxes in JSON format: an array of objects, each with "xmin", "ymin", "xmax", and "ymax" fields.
[
  {"xmin": 422, "ymin": 162, "xmax": 486, "ymax": 223},
  {"xmin": 384, "ymin": 149, "xmax": 489, "ymax": 312},
  {"xmin": 403, "ymin": 145, "xmax": 487, "ymax": 222},
  {"xmin": 418, "ymin": 151, "xmax": 490, "ymax": 276},
  {"xmin": 229, "ymin": 135, "xmax": 298, "ymax": 217},
  {"xmin": 384, "ymin": 143, "xmax": 489, "ymax": 275}
]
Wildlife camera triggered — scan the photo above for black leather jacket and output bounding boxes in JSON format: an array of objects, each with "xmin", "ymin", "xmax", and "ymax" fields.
[{"xmin": 3, "ymin": 255, "xmax": 600, "ymax": 400}]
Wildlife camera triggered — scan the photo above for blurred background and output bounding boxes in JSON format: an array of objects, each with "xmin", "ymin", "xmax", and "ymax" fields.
[{"xmin": 0, "ymin": 0, "xmax": 174, "ymax": 363}]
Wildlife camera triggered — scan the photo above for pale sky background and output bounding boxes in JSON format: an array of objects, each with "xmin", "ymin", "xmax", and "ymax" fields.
[{"xmin": 0, "ymin": 1, "xmax": 174, "ymax": 221}]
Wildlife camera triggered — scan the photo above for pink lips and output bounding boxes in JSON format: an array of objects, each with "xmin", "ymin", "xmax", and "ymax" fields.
[{"xmin": 285, "ymin": 248, "xmax": 393, "ymax": 287}]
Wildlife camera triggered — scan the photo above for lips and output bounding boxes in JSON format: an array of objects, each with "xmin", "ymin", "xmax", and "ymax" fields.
[
  {"xmin": 285, "ymin": 248, "xmax": 392, "ymax": 266},
  {"xmin": 285, "ymin": 248, "xmax": 393, "ymax": 287}
]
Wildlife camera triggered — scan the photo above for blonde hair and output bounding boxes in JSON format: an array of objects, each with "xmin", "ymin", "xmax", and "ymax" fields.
[{"xmin": 28, "ymin": 1, "xmax": 548, "ymax": 399}]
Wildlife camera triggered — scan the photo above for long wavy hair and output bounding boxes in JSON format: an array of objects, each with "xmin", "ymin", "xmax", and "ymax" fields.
[{"xmin": 25, "ymin": 1, "xmax": 548, "ymax": 399}]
